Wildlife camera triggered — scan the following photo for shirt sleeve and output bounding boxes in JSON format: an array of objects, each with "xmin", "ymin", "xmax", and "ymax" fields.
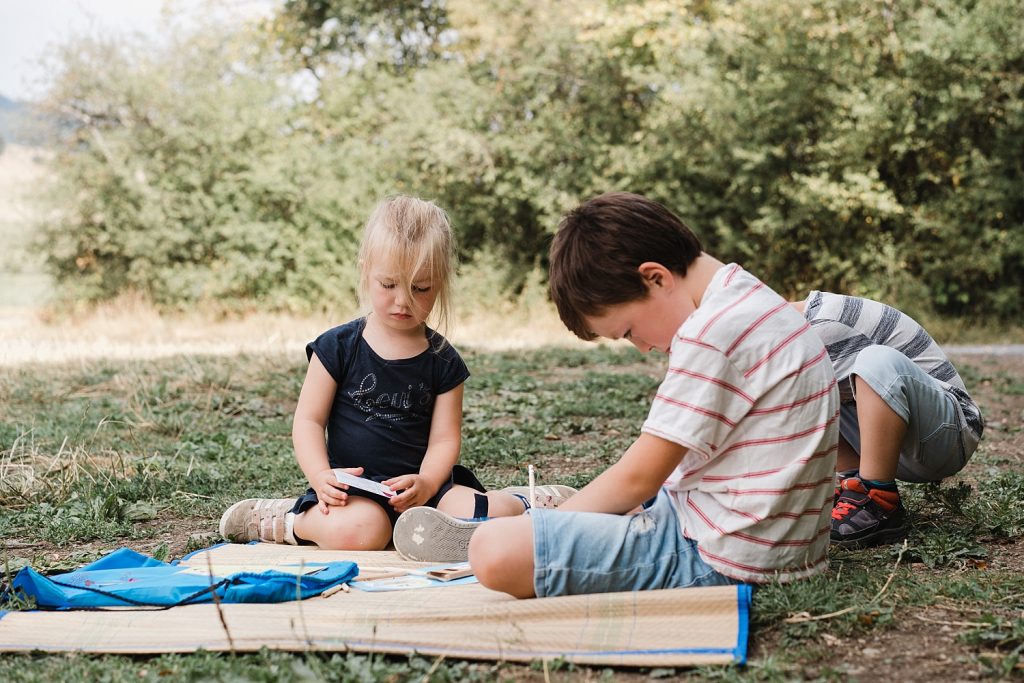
[
  {"xmin": 433, "ymin": 341, "xmax": 470, "ymax": 395},
  {"xmin": 305, "ymin": 323, "xmax": 355, "ymax": 384},
  {"xmin": 641, "ymin": 342, "xmax": 754, "ymax": 460}
]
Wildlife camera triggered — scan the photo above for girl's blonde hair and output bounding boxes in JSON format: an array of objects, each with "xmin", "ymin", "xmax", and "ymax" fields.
[{"xmin": 358, "ymin": 196, "xmax": 455, "ymax": 337}]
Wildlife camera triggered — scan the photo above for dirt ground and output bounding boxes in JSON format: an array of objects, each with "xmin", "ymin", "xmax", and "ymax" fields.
[
  {"xmin": 6, "ymin": 349, "xmax": 1020, "ymax": 681},
  {"xmin": 767, "ymin": 350, "xmax": 1024, "ymax": 681}
]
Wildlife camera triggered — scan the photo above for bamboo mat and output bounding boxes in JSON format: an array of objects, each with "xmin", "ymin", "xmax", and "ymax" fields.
[{"xmin": 0, "ymin": 543, "xmax": 750, "ymax": 666}]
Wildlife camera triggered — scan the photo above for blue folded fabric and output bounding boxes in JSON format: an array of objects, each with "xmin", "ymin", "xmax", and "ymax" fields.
[{"xmin": 5, "ymin": 547, "xmax": 358, "ymax": 609}]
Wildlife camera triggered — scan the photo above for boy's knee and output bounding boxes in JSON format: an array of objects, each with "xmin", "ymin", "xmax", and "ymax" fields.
[
  {"xmin": 851, "ymin": 344, "xmax": 910, "ymax": 377},
  {"xmin": 468, "ymin": 517, "xmax": 518, "ymax": 587}
]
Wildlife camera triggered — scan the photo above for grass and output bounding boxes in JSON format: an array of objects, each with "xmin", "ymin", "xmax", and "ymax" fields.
[{"xmin": 1, "ymin": 346, "xmax": 1023, "ymax": 681}]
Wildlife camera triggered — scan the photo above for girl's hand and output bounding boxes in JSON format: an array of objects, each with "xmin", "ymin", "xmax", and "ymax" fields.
[
  {"xmin": 384, "ymin": 474, "xmax": 436, "ymax": 514},
  {"xmin": 310, "ymin": 467, "xmax": 362, "ymax": 514}
]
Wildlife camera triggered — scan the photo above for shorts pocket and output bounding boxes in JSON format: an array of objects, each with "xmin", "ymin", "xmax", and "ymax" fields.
[{"xmin": 918, "ymin": 421, "xmax": 965, "ymax": 479}]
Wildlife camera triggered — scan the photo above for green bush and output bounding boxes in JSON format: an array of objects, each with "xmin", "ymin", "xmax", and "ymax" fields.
[{"xmin": 37, "ymin": 0, "xmax": 1024, "ymax": 318}]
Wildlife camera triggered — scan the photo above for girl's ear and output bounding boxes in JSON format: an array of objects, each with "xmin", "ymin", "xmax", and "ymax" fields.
[{"xmin": 637, "ymin": 262, "xmax": 673, "ymax": 290}]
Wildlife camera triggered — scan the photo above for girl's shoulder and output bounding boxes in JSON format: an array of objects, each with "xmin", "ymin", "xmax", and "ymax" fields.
[
  {"xmin": 306, "ymin": 317, "xmax": 367, "ymax": 363},
  {"xmin": 424, "ymin": 327, "xmax": 470, "ymax": 391},
  {"xmin": 424, "ymin": 326, "xmax": 464, "ymax": 362},
  {"xmin": 315, "ymin": 317, "xmax": 367, "ymax": 345}
]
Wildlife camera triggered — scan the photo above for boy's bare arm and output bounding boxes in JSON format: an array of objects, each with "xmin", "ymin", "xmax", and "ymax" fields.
[{"xmin": 556, "ymin": 433, "xmax": 687, "ymax": 514}]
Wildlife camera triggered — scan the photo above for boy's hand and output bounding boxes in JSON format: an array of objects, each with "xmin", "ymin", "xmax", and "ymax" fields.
[
  {"xmin": 310, "ymin": 466, "xmax": 362, "ymax": 514},
  {"xmin": 383, "ymin": 474, "xmax": 436, "ymax": 514}
]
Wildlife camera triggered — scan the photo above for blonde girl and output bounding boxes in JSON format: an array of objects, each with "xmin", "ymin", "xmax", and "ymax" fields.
[{"xmin": 219, "ymin": 196, "xmax": 571, "ymax": 558}]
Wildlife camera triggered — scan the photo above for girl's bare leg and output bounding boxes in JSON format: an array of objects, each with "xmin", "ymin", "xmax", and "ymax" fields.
[
  {"xmin": 293, "ymin": 496, "xmax": 392, "ymax": 550},
  {"xmin": 437, "ymin": 484, "xmax": 527, "ymax": 518}
]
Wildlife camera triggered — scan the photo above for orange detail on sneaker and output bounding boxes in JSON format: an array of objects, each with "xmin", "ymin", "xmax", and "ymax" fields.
[
  {"xmin": 839, "ymin": 477, "xmax": 899, "ymax": 512},
  {"xmin": 830, "ymin": 477, "xmax": 908, "ymax": 549}
]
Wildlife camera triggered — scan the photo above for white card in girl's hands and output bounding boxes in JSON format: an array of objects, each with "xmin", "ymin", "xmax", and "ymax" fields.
[{"xmin": 332, "ymin": 469, "xmax": 395, "ymax": 498}]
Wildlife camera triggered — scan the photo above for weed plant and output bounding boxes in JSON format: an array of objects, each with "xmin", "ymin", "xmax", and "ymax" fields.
[{"xmin": 1, "ymin": 348, "xmax": 1022, "ymax": 680}]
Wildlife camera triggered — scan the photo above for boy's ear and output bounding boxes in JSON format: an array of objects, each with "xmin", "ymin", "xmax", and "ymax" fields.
[{"xmin": 637, "ymin": 262, "xmax": 674, "ymax": 290}]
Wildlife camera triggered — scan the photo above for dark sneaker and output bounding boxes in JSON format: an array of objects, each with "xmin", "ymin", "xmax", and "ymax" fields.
[
  {"xmin": 834, "ymin": 470, "xmax": 859, "ymax": 505},
  {"xmin": 392, "ymin": 507, "xmax": 484, "ymax": 562},
  {"xmin": 830, "ymin": 478, "xmax": 907, "ymax": 549}
]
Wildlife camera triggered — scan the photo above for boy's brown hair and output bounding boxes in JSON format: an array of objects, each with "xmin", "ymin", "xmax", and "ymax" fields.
[{"xmin": 549, "ymin": 192, "xmax": 704, "ymax": 340}]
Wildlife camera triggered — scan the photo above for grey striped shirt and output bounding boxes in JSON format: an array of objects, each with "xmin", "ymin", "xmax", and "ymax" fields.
[{"xmin": 803, "ymin": 291, "xmax": 984, "ymax": 439}]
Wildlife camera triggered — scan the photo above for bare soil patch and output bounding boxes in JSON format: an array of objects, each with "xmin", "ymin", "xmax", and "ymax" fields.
[{"xmin": 744, "ymin": 350, "xmax": 1024, "ymax": 680}]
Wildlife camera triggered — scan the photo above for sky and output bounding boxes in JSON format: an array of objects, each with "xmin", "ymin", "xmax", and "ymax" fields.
[{"xmin": 0, "ymin": 0, "xmax": 277, "ymax": 101}]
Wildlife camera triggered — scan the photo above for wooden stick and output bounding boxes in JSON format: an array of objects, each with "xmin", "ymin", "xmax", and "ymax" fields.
[
  {"xmin": 528, "ymin": 464, "xmax": 536, "ymax": 509},
  {"xmin": 320, "ymin": 583, "xmax": 345, "ymax": 598}
]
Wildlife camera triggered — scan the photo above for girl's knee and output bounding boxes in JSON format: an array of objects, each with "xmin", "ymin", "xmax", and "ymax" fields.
[
  {"xmin": 298, "ymin": 505, "xmax": 391, "ymax": 550},
  {"xmin": 325, "ymin": 524, "xmax": 390, "ymax": 550}
]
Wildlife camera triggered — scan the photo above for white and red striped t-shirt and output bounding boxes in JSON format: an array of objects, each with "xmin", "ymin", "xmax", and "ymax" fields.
[{"xmin": 642, "ymin": 264, "xmax": 839, "ymax": 583}]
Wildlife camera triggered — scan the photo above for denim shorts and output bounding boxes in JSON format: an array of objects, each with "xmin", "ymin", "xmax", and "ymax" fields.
[
  {"xmin": 530, "ymin": 489, "xmax": 738, "ymax": 597},
  {"xmin": 842, "ymin": 345, "xmax": 979, "ymax": 483}
]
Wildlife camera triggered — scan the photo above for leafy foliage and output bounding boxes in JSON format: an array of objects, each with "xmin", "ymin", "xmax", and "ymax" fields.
[
  {"xmin": 36, "ymin": 0, "xmax": 1024, "ymax": 318},
  {"xmin": 270, "ymin": 0, "xmax": 452, "ymax": 73}
]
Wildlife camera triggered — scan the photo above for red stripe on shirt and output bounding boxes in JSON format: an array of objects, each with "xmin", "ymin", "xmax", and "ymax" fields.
[
  {"xmin": 687, "ymin": 496, "xmax": 727, "ymax": 534},
  {"xmin": 729, "ymin": 525, "xmax": 830, "ymax": 548},
  {"xmin": 784, "ymin": 346, "xmax": 830, "ymax": 379},
  {"xmin": 687, "ymin": 498, "xmax": 829, "ymax": 548},
  {"xmin": 675, "ymin": 336, "xmax": 719, "ymax": 352},
  {"xmin": 700, "ymin": 443, "xmax": 838, "ymax": 481},
  {"xmin": 696, "ymin": 281, "xmax": 765, "ymax": 340},
  {"xmin": 725, "ymin": 301, "xmax": 789, "ymax": 357},
  {"xmin": 723, "ymin": 475, "xmax": 834, "ymax": 497},
  {"xmin": 698, "ymin": 546, "xmax": 828, "ymax": 577},
  {"xmin": 728, "ymin": 503, "xmax": 831, "ymax": 524},
  {"xmin": 743, "ymin": 321, "xmax": 812, "ymax": 378},
  {"xmin": 720, "ymin": 412, "xmax": 838, "ymax": 456},
  {"xmin": 666, "ymin": 366, "xmax": 756, "ymax": 404},
  {"xmin": 722, "ymin": 263, "xmax": 742, "ymax": 287},
  {"xmin": 764, "ymin": 505, "xmax": 830, "ymax": 521},
  {"xmin": 747, "ymin": 379, "xmax": 838, "ymax": 415},
  {"xmin": 653, "ymin": 393, "xmax": 737, "ymax": 427},
  {"xmin": 671, "ymin": 403, "xmax": 836, "ymax": 474}
]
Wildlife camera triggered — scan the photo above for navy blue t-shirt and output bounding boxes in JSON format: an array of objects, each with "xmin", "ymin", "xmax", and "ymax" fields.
[{"xmin": 305, "ymin": 318, "xmax": 470, "ymax": 481}]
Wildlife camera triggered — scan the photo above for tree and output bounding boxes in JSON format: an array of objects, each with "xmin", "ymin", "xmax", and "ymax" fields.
[
  {"xmin": 268, "ymin": 0, "xmax": 451, "ymax": 76},
  {"xmin": 35, "ymin": 0, "xmax": 1024, "ymax": 319}
]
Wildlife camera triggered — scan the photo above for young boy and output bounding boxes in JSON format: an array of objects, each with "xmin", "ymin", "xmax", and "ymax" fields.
[
  {"xmin": 793, "ymin": 293, "xmax": 985, "ymax": 549},
  {"xmin": 468, "ymin": 192, "xmax": 840, "ymax": 598}
]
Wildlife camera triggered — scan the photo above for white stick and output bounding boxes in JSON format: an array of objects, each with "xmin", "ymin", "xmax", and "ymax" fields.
[{"xmin": 528, "ymin": 464, "xmax": 536, "ymax": 509}]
